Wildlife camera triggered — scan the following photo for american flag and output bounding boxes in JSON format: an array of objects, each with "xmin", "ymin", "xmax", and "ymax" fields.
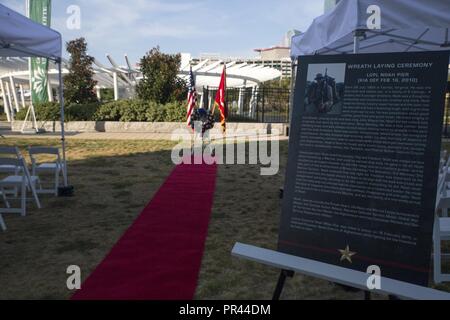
[{"xmin": 186, "ymin": 67, "xmax": 197, "ymax": 125}]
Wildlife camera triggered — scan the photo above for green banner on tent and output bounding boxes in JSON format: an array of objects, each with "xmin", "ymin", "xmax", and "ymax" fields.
[{"xmin": 29, "ymin": 0, "xmax": 52, "ymax": 104}]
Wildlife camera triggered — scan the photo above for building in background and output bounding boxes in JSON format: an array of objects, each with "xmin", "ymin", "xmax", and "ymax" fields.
[
  {"xmin": 188, "ymin": 30, "xmax": 301, "ymax": 79},
  {"xmin": 251, "ymin": 29, "xmax": 302, "ymax": 78},
  {"xmin": 324, "ymin": 0, "xmax": 340, "ymax": 13},
  {"xmin": 252, "ymin": 46, "xmax": 291, "ymax": 78}
]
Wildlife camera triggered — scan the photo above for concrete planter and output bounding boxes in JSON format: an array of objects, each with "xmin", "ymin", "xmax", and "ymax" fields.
[{"xmin": 12, "ymin": 121, "xmax": 288, "ymax": 136}]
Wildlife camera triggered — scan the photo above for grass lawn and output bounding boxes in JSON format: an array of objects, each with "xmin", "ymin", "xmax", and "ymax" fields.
[
  {"xmin": 0, "ymin": 137, "xmax": 448, "ymax": 299},
  {"xmin": 0, "ymin": 138, "xmax": 176, "ymax": 299}
]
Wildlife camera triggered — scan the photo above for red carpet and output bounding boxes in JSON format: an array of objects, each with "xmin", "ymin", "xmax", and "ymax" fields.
[{"xmin": 72, "ymin": 159, "xmax": 217, "ymax": 300}]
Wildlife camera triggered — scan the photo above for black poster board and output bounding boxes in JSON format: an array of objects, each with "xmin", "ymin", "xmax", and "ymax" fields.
[{"xmin": 279, "ymin": 51, "xmax": 450, "ymax": 286}]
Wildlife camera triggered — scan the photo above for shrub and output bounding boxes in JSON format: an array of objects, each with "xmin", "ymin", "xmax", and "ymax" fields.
[
  {"xmin": 163, "ymin": 101, "xmax": 185, "ymax": 122},
  {"xmin": 92, "ymin": 101, "xmax": 126, "ymax": 121},
  {"xmin": 93, "ymin": 99, "xmax": 185, "ymax": 122},
  {"xmin": 16, "ymin": 102, "xmax": 100, "ymax": 122},
  {"xmin": 145, "ymin": 101, "xmax": 166, "ymax": 122},
  {"xmin": 120, "ymin": 100, "xmax": 149, "ymax": 122},
  {"xmin": 66, "ymin": 103, "xmax": 100, "ymax": 121},
  {"xmin": 15, "ymin": 102, "xmax": 60, "ymax": 121},
  {"xmin": 15, "ymin": 99, "xmax": 188, "ymax": 122},
  {"xmin": 15, "ymin": 108, "xmax": 28, "ymax": 121}
]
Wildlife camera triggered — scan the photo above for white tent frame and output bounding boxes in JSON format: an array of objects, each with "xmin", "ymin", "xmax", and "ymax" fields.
[
  {"xmin": 0, "ymin": 3, "xmax": 68, "ymax": 187},
  {"xmin": 289, "ymin": 0, "xmax": 450, "ymax": 125},
  {"xmin": 291, "ymin": 0, "xmax": 450, "ymax": 57},
  {"xmin": 327, "ymin": 28, "xmax": 450, "ymax": 55}
]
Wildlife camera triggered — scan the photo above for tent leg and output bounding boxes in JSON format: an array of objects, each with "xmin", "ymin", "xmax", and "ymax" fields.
[
  {"xmin": 353, "ymin": 29, "xmax": 366, "ymax": 54},
  {"xmin": 353, "ymin": 34, "xmax": 360, "ymax": 53},
  {"xmin": 58, "ymin": 61, "xmax": 68, "ymax": 187},
  {"xmin": 20, "ymin": 106, "xmax": 32, "ymax": 133}
]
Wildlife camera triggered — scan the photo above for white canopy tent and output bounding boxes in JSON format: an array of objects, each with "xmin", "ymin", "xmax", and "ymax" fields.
[
  {"xmin": 288, "ymin": 0, "xmax": 450, "ymax": 124},
  {"xmin": 0, "ymin": 3, "xmax": 68, "ymax": 187},
  {"xmin": 291, "ymin": 0, "xmax": 450, "ymax": 57}
]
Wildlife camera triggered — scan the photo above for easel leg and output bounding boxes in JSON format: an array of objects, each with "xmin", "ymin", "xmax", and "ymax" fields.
[{"xmin": 272, "ymin": 269, "xmax": 294, "ymax": 300}]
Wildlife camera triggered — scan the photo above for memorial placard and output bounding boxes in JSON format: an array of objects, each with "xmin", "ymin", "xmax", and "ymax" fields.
[{"xmin": 279, "ymin": 51, "xmax": 450, "ymax": 286}]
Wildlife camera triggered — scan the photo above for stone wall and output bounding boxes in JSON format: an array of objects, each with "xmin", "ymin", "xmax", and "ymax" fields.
[{"xmin": 12, "ymin": 121, "xmax": 288, "ymax": 136}]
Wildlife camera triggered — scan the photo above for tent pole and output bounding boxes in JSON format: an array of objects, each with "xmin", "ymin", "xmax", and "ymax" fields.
[
  {"xmin": 353, "ymin": 33, "xmax": 360, "ymax": 53},
  {"xmin": 353, "ymin": 29, "xmax": 367, "ymax": 54},
  {"xmin": 57, "ymin": 61, "xmax": 68, "ymax": 187}
]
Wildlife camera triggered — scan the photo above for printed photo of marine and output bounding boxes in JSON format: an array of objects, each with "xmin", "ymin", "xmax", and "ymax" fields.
[{"xmin": 304, "ymin": 63, "xmax": 345, "ymax": 115}]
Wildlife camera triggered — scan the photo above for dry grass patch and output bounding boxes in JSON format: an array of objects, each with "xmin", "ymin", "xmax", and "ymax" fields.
[
  {"xmin": 0, "ymin": 137, "xmax": 449, "ymax": 299},
  {"xmin": 196, "ymin": 141, "xmax": 450, "ymax": 299},
  {"xmin": 0, "ymin": 138, "xmax": 176, "ymax": 299}
]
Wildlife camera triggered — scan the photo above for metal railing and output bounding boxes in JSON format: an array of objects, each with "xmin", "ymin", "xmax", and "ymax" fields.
[
  {"xmin": 202, "ymin": 86, "xmax": 290, "ymax": 123},
  {"xmin": 202, "ymin": 86, "xmax": 450, "ymax": 131}
]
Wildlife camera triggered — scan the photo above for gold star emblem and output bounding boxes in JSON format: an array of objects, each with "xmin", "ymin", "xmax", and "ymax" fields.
[{"xmin": 339, "ymin": 245, "xmax": 356, "ymax": 263}]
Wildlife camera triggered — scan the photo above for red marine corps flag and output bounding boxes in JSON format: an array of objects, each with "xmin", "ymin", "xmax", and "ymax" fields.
[{"xmin": 213, "ymin": 65, "xmax": 227, "ymax": 133}]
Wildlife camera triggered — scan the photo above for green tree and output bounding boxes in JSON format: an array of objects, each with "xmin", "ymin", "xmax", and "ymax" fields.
[
  {"xmin": 136, "ymin": 46, "xmax": 187, "ymax": 104},
  {"xmin": 64, "ymin": 38, "xmax": 98, "ymax": 104}
]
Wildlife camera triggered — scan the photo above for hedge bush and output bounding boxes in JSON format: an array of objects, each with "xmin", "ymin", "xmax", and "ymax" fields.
[
  {"xmin": 119, "ymin": 100, "xmax": 149, "ymax": 122},
  {"xmin": 16, "ymin": 102, "xmax": 101, "ymax": 121},
  {"xmin": 16, "ymin": 102, "xmax": 60, "ymax": 121},
  {"xmin": 66, "ymin": 103, "xmax": 100, "ymax": 121},
  {"xmin": 15, "ymin": 99, "xmax": 186, "ymax": 122},
  {"xmin": 92, "ymin": 100, "xmax": 125, "ymax": 121},
  {"xmin": 163, "ymin": 101, "xmax": 186, "ymax": 122},
  {"xmin": 93, "ymin": 100, "xmax": 185, "ymax": 122}
]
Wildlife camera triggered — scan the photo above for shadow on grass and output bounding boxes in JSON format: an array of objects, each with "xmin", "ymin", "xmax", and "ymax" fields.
[
  {"xmin": 197, "ymin": 140, "xmax": 450, "ymax": 300},
  {"xmin": 0, "ymin": 139, "xmax": 176, "ymax": 299},
  {"xmin": 0, "ymin": 138, "xmax": 448, "ymax": 300}
]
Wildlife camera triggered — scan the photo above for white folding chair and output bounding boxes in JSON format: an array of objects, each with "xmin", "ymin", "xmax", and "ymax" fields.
[
  {"xmin": 0, "ymin": 157, "xmax": 41, "ymax": 231},
  {"xmin": 28, "ymin": 147, "xmax": 64, "ymax": 196},
  {"xmin": 0, "ymin": 146, "xmax": 22, "ymax": 180},
  {"xmin": 0, "ymin": 147, "xmax": 23, "ymax": 198},
  {"xmin": 434, "ymin": 163, "xmax": 450, "ymax": 283}
]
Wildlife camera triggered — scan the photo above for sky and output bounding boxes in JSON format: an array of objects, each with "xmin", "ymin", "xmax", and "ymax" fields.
[{"xmin": 1, "ymin": 0, "xmax": 323, "ymax": 65}]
